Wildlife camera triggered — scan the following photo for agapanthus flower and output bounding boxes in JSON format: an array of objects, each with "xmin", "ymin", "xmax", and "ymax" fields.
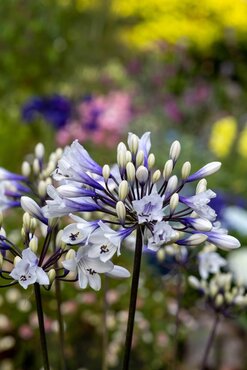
[
  {"xmin": 62, "ymin": 246, "xmax": 130, "ymax": 291},
  {"xmin": 43, "ymin": 132, "xmax": 240, "ymax": 268},
  {"xmin": 9, "ymin": 248, "xmax": 49, "ymax": 289},
  {"xmin": 198, "ymin": 251, "xmax": 227, "ymax": 279}
]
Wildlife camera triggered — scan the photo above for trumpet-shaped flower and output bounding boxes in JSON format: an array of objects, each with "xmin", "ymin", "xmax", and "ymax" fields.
[
  {"xmin": 62, "ymin": 245, "xmax": 129, "ymax": 291},
  {"xmin": 10, "ymin": 248, "xmax": 49, "ymax": 289}
]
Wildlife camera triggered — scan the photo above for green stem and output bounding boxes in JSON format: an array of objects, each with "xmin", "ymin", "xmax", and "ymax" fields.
[
  {"xmin": 200, "ymin": 314, "xmax": 220, "ymax": 370},
  {"xmin": 34, "ymin": 283, "xmax": 50, "ymax": 370},
  {"xmin": 55, "ymin": 277, "xmax": 66, "ymax": 370},
  {"xmin": 122, "ymin": 227, "xmax": 143, "ymax": 370},
  {"xmin": 172, "ymin": 269, "xmax": 183, "ymax": 370},
  {"xmin": 102, "ymin": 276, "xmax": 108, "ymax": 370}
]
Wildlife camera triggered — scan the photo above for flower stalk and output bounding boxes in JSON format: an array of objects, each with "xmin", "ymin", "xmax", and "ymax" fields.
[
  {"xmin": 122, "ymin": 226, "xmax": 143, "ymax": 370},
  {"xmin": 34, "ymin": 282, "xmax": 50, "ymax": 370},
  {"xmin": 200, "ymin": 314, "xmax": 220, "ymax": 370}
]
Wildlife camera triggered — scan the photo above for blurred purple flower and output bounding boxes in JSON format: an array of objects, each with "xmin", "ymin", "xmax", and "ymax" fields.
[{"xmin": 22, "ymin": 95, "xmax": 71, "ymax": 129}]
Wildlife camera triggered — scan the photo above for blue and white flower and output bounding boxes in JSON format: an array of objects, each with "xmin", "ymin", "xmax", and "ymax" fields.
[
  {"xmin": 198, "ymin": 251, "xmax": 227, "ymax": 279},
  {"xmin": 9, "ymin": 248, "xmax": 49, "ymax": 289}
]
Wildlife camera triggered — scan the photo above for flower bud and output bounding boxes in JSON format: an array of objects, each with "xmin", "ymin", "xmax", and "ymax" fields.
[
  {"xmin": 188, "ymin": 276, "xmax": 201, "ymax": 289},
  {"xmin": 126, "ymin": 162, "xmax": 136, "ymax": 183},
  {"xmin": 23, "ymin": 212, "xmax": 31, "ymax": 230},
  {"xmin": 196, "ymin": 179, "xmax": 207, "ymax": 194},
  {"xmin": 116, "ymin": 201, "xmax": 126, "ymax": 224},
  {"xmin": 148, "ymin": 153, "xmax": 155, "ymax": 169},
  {"xmin": 152, "ymin": 170, "xmax": 161, "ymax": 184},
  {"xmin": 181, "ymin": 161, "xmax": 191, "ymax": 180},
  {"xmin": 178, "ymin": 233, "xmax": 208, "ymax": 246},
  {"xmin": 165, "ymin": 175, "xmax": 178, "ymax": 197},
  {"xmin": 29, "ymin": 236, "xmax": 38, "ymax": 253},
  {"xmin": 187, "ymin": 162, "xmax": 222, "ymax": 183},
  {"xmin": 118, "ymin": 180, "xmax": 129, "ymax": 201},
  {"xmin": 14, "ymin": 256, "xmax": 22, "ymax": 266},
  {"xmin": 215, "ymin": 294, "xmax": 224, "ymax": 307},
  {"xmin": 136, "ymin": 150, "xmax": 144, "ymax": 166},
  {"xmin": 125, "ymin": 151, "xmax": 132, "ymax": 163},
  {"xmin": 136, "ymin": 166, "xmax": 149, "ymax": 184},
  {"xmin": 21, "ymin": 161, "xmax": 31, "ymax": 177},
  {"xmin": 117, "ymin": 150, "xmax": 127, "ymax": 169},
  {"xmin": 128, "ymin": 133, "xmax": 139, "ymax": 154},
  {"xmin": 209, "ymin": 283, "xmax": 218, "ymax": 297},
  {"xmin": 117, "ymin": 142, "xmax": 127, "ymax": 153},
  {"xmin": 33, "ymin": 158, "xmax": 40, "ymax": 175},
  {"xmin": 48, "ymin": 269, "xmax": 56, "ymax": 284},
  {"xmin": 21, "ymin": 197, "xmax": 47, "ymax": 224},
  {"xmin": 163, "ymin": 159, "xmax": 173, "ymax": 180},
  {"xmin": 157, "ymin": 248, "xmax": 165, "ymax": 262},
  {"xmin": 169, "ymin": 193, "xmax": 179, "ymax": 214},
  {"xmin": 55, "ymin": 148, "xmax": 63, "ymax": 159},
  {"xmin": 35, "ymin": 143, "xmax": 45, "ymax": 159},
  {"xmin": 38, "ymin": 180, "xmax": 47, "ymax": 198},
  {"xmin": 169, "ymin": 140, "xmax": 181, "ymax": 162},
  {"xmin": 102, "ymin": 165, "xmax": 110, "ymax": 181},
  {"xmin": 65, "ymin": 249, "xmax": 76, "ymax": 260},
  {"xmin": 0, "ymin": 253, "xmax": 3, "ymax": 269}
]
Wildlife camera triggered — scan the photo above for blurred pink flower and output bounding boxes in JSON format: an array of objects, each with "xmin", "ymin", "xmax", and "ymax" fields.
[
  {"xmin": 18, "ymin": 324, "xmax": 34, "ymax": 340},
  {"xmin": 56, "ymin": 91, "xmax": 133, "ymax": 147}
]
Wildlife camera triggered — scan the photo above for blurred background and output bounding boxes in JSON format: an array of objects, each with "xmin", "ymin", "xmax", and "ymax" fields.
[{"xmin": 1, "ymin": 0, "xmax": 247, "ymax": 369}]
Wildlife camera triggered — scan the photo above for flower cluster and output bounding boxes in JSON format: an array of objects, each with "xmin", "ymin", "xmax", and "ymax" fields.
[
  {"xmin": 43, "ymin": 132, "xmax": 240, "ymax": 291},
  {"xmin": 189, "ymin": 272, "xmax": 247, "ymax": 315},
  {"xmin": 0, "ymin": 143, "xmax": 62, "ymax": 213}
]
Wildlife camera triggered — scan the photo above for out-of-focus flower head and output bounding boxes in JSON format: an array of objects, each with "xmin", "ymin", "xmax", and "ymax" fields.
[
  {"xmin": 56, "ymin": 91, "xmax": 133, "ymax": 147},
  {"xmin": 22, "ymin": 95, "xmax": 71, "ymax": 129},
  {"xmin": 209, "ymin": 116, "xmax": 237, "ymax": 158}
]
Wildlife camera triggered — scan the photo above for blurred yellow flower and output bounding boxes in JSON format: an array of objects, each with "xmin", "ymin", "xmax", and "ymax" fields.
[
  {"xmin": 237, "ymin": 126, "xmax": 247, "ymax": 158},
  {"xmin": 209, "ymin": 117, "xmax": 237, "ymax": 158}
]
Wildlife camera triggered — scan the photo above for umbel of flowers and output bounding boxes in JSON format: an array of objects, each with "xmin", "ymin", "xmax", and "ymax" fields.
[{"xmin": 42, "ymin": 132, "xmax": 240, "ymax": 369}]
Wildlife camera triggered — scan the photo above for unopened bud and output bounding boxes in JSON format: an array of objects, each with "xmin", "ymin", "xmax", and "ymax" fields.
[
  {"xmin": 181, "ymin": 161, "xmax": 191, "ymax": 180},
  {"xmin": 35, "ymin": 143, "xmax": 45, "ymax": 159},
  {"xmin": 157, "ymin": 248, "xmax": 165, "ymax": 262},
  {"xmin": 0, "ymin": 212, "xmax": 3, "ymax": 228},
  {"xmin": 21, "ymin": 197, "xmax": 47, "ymax": 224},
  {"xmin": 14, "ymin": 256, "xmax": 22, "ymax": 266},
  {"xmin": 117, "ymin": 150, "xmax": 127, "ymax": 169},
  {"xmin": 102, "ymin": 165, "xmax": 110, "ymax": 181},
  {"xmin": 116, "ymin": 201, "xmax": 126, "ymax": 224},
  {"xmin": 118, "ymin": 180, "xmax": 129, "ymax": 201},
  {"xmin": 29, "ymin": 236, "xmax": 38, "ymax": 253},
  {"xmin": 21, "ymin": 161, "xmax": 31, "ymax": 177},
  {"xmin": 48, "ymin": 269, "xmax": 56, "ymax": 284},
  {"xmin": 169, "ymin": 140, "xmax": 181, "ymax": 162},
  {"xmin": 117, "ymin": 142, "xmax": 127, "ymax": 153},
  {"xmin": 126, "ymin": 162, "xmax": 136, "ymax": 183},
  {"xmin": 55, "ymin": 148, "xmax": 63, "ymax": 159},
  {"xmin": 23, "ymin": 212, "xmax": 31, "ymax": 230},
  {"xmin": 170, "ymin": 193, "xmax": 179, "ymax": 213},
  {"xmin": 215, "ymin": 294, "xmax": 224, "ymax": 307},
  {"xmin": 33, "ymin": 158, "xmax": 40, "ymax": 175},
  {"xmin": 152, "ymin": 170, "xmax": 161, "ymax": 184},
  {"xmin": 209, "ymin": 283, "xmax": 218, "ymax": 297},
  {"xmin": 165, "ymin": 175, "xmax": 178, "ymax": 197},
  {"xmin": 163, "ymin": 160, "xmax": 173, "ymax": 180},
  {"xmin": 30, "ymin": 218, "xmax": 38, "ymax": 233},
  {"xmin": 136, "ymin": 166, "xmax": 149, "ymax": 184},
  {"xmin": 136, "ymin": 150, "xmax": 144, "ymax": 166},
  {"xmin": 148, "ymin": 153, "xmax": 155, "ymax": 169},
  {"xmin": 0, "ymin": 253, "xmax": 3, "ymax": 269},
  {"xmin": 125, "ymin": 151, "xmax": 132, "ymax": 163},
  {"xmin": 65, "ymin": 249, "xmax": 76, "ymax": 260},
  {"xmin": 128, "ymin": 133, "xmax": 139, "ymax": 154},
  {"xmin": 180, "ymin": 233, "xmax": 208, "ymax": 246},
  {"xmin": 196, "ymin": 179, "xmax": 207, "ymax": 194},
  {"xmin": 38, "ymin": 180, "xmax": 47, "ymax": 198},
  {"xmin": 188, "ymin": 276, "xmax": 201, "ymax": 289}
]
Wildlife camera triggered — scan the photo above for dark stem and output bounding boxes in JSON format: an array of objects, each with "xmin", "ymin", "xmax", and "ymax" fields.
[
  {"xmin": 53, "ymin": 229, "xmax": 67, "ymax": 370},
  {"xmin": 34, "ymin": 283, "xmax": 50, "ymax": 370},
  {"xmin": 122, "ymin": 227, "xmax": 143, "ymax": 370},
  {"xmin": 55, "ymin": 277, "xmax": 66, "ymax": 370},
  {"xmin": 102, "ymin": 276, "xmax": 108, "ymax": 370},
  {"xmin": 172, "ymin": 269, "xmax": 183, "ymax": 370},
  {"xmin": 200, "ymin": 314, "xmax": 220, "ymax": 370}
]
